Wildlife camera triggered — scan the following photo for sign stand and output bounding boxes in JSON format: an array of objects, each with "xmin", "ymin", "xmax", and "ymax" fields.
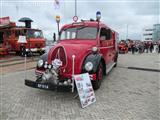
[{"xmin": 74, "ymin": 73, "xmax": 96, "ymax": 108}]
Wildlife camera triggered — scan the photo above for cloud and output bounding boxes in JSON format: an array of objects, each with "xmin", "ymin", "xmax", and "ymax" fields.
[{"xmin": 1, "ymin": 0, "xmax": 159, "ymax": 40}]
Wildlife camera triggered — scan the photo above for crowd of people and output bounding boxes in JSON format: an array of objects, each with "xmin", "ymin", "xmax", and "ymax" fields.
[{"xmin": 125, "ymin": 40, "xmax": 160, "ymax": 54}]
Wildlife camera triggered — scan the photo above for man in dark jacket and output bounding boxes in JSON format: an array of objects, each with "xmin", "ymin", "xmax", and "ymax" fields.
[
  {"xmin": 150, "ymin": 42, "xmax": 154, "ymax": 53},
  {"xmin": 158, "ymin": 42, "xmax": 160, "ymax": 53},
  {"xmin": 131, "ymin": 43, "xmax": 135, "ymax": 54}
]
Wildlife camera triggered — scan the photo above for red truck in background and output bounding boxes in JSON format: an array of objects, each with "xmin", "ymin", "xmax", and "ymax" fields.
[
  {"xmin": 118, "ymin": 40, "xmax": 128, "ymax": 54},
  {"xmin": 25, "ymin": 18, "xmax": 119, "ymax": 91},
  {"xmin": 0, "ymin": 17, "xmax": 46, "ymax": 56}
]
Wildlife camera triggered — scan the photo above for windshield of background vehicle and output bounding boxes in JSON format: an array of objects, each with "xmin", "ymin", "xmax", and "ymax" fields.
[
  {"xmin": 60, "ymin": 26, "xmax": 97, "ymax": 40},
  {"xmin": 26, "ymin": 30, "xmax": 43, "ymax": 38}
]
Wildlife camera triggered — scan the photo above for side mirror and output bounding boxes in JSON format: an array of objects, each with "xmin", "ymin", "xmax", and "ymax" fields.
[
  {"xmin": 53, "ymin": 33, "xmax": 56, "ymax": 42},
  {"xmin": 106, "ymin": 29, "xmax": 112, "ymax": 40}
]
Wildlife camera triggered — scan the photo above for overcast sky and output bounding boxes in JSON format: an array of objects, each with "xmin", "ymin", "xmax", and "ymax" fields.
[{"xmin": 1, "ymin": 0, "xmax": 159, "ymax": 40}]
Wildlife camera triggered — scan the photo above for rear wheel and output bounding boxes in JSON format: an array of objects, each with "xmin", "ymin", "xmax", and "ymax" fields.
[
  {"xmin": 92, "ymin": 63, "xmax": 103, "ymax": 90},
  {"xmin": 114, "ymin": 52, "xmax": 118, "ymax": 67}
]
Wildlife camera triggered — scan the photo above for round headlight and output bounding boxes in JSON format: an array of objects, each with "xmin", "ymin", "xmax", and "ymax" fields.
[
  {"xmin": 37, "ymin": 59, "xmax": 44, "ymax": 68},
  {"xmin": 85, "ymin": 62, "xmax": 93, "ymax": 71}
]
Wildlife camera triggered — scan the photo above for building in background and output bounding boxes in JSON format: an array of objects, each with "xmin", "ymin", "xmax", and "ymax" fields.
[
  {"xmin": 142, "ymin": 27, "xmax": 153, "ymax": 41},
  {"xmin": 153, "ymin": 24, "xmax": 160, "ymax": 41}
]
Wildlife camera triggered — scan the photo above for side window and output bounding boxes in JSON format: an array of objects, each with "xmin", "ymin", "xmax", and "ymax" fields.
[
  {"xmin": 100, "ymin": 28, "xmax": 112, "ymax": 40},
  {"xmin": 60, "ymin": 28, "xmax": 76, "ymax": 40}
]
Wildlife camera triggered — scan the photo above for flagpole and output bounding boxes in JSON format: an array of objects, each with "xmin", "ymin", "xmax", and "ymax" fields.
[{"xmin": 75, "ymin": 0, "xmax": 77, "ymax": 16}]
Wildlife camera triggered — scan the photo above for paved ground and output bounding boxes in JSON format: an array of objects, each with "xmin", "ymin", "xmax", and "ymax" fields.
[
  {"xmin": 0, "ymin": 53, "xmax": 160, "ymax": 120},
  {"xmin": 0, "ymin": 56, "xmax": 38, "ymax": 75}
]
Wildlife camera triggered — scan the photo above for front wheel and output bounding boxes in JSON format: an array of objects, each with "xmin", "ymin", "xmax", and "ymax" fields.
[
  {"xmin": 20, "ymin": 46, "xmax": 26, "ymax": 57},
  {"xmin": 92, "ymin": 63, "xmax": 103, "ymax": 90}
]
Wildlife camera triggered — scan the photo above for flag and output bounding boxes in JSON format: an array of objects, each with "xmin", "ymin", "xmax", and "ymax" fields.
[{"xmin": 54, "ymin": 0, "xmax": 60, "ymax": 9}]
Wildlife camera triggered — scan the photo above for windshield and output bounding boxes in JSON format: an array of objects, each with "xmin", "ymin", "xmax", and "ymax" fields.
[
  {"xmin": 26, "ymin": 30, "xmax": 43, "ymax": 38},
  {"xmin": 60, "ymin": 26, "xmax": 97, "ymax": 40}
]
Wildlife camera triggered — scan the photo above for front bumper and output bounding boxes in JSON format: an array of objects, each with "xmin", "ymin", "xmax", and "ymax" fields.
[
  {"xmin": 26, "ymin": 47, "xmax": 45, "ymax": 52},
  {"xmin": 25, "ymin": 79, "xmax": 72, "ymax": 91}
]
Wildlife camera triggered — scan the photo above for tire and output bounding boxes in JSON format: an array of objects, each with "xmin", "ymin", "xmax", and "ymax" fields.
[
  {"xmin": 39, "ymin": 50, "xmax": 44, "ymax": 55},
  {"xmin": 92, "ymin": 63, "xmax": 103, "ymax": 90},
  {"xmin": 20, "ymin": 46, "xmax": 26, "ymax": 57},
  {"xmin": 114, "ymin": 62, "xmax": 117, "ymax": 67},
  {"xmin": 16, "ymin": 51, "xmax": 20, "ymax": 55},
  {"xmin": 114, "ymin": 52, "xmax": 118, "ymax": 67},
  {"xmin": 27, "ymin": 50, "xmax": 33, "ymax": 57}
]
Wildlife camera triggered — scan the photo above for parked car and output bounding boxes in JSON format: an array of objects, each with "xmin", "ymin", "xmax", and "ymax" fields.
[{"xmin": 118, "ymin": 41, "xmax": 128, "ymax": 54}]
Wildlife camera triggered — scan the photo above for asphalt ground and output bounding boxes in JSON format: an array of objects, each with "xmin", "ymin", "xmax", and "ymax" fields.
[{"xmin": 0, "ymin": 53, "xmax": 160, "ymax": 120}]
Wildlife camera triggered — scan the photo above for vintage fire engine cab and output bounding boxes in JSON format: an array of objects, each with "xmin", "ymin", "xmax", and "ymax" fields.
[
  {"xmin": 25, "ymin": 16, "xmax": 119, "ymax": 91},
  {"xmin": 0, "ymin": 17, "xmax": 45, "ymax": 56},
  {"xmin": 118, "ymin": 41, "xmax": 128, "ymax": 54}
]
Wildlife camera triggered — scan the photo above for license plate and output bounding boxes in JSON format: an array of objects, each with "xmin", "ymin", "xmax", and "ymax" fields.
[{"xmin": 37, "ymin": 84, "xmax": 49, "ymax": 89}]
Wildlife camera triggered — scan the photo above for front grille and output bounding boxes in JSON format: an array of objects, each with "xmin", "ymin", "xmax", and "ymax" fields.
[{"xmin": 50, "ymin": 46, "xmax": 67, "ymax": 67}]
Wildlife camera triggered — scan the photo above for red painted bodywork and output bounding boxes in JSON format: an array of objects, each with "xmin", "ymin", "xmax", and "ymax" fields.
[
  {"xmin": 39, "ymin": 21, "xmax": 118, "ymax": 80},
  {"xmin": 0, "ymin": 17, "xmax": 45, "ymax": 55}
]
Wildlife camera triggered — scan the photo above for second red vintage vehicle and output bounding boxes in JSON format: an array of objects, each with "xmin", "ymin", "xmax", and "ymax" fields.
[
  {"xmin": 118, "ymin": 41, "xmax": 128, "ymax": 54},
  {"xmin": 0, "ymin": 17, "xmax": 46, "ymax": 56},
  {"xmin": 25, "ymin": 17, "xmax": 119, "ymax": 91}
]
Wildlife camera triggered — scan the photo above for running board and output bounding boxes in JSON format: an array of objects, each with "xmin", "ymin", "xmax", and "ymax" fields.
[{"xmin": 106, "ymin": 62, "xmax": 116, "ymax": 74}]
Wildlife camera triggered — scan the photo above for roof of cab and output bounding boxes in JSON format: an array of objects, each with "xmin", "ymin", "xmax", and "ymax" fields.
[
  {"xmin": 61, "ymin": 20, "xmax": 109, "ymax": 30},
  {"xmin": 0, "ymin": 26, "xmax": 41, "ymax": 31}
]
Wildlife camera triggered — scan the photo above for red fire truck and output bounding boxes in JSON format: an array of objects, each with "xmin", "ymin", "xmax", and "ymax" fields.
[
  {"xmin": 25, "ymin": 14, "xmax": 119, "ymax": 91},
  {"xmin": 0, "ymin": 17, "xmax": 46, "ymax": 56},
  {"xmin": 118, "ymin": 41, "xmax": 128, "ymax": 54}
]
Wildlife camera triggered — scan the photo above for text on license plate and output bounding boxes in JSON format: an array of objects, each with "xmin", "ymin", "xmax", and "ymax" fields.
[{"xmin": 37, "ymin": 84, "xmax": 49, "ymax": 89}]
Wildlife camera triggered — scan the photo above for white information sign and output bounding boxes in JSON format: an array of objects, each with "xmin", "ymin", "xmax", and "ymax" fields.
[
  {"xmin": 18, "ymin": 36, "xmax": 27, "ymax": 43},
  {"xmin": 74, "ymin": 73, "xmax": 96, "ymax": 108}
]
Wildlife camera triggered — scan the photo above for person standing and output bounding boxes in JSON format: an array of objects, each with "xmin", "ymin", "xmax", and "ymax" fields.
[
  {"xmin": 158, "ymin": 42, "xmax": 160, "ymax": 53},
  {"xmin": 150, "ymin": 42, "xmax": 154, "ymax": 53},
  {"xmin": 131, "ymin": 43, "xmax": 135, "ymax": 54}
]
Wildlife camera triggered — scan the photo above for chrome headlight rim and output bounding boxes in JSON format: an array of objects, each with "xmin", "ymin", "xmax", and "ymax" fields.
[
  {"xmin": 85, "ymin": 62, "xmax": 93, "ymax": 72},
  {"xmin": 37, "ymin": 59, "xmax": 44, "ymax": 68}
]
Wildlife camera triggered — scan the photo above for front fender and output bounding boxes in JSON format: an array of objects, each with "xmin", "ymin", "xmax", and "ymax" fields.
[
  {"xmin": 82, "ymin": 53, "xmax": 102, "ymax": 73},
  {"xmin": 36, "ymin": 53, "xmax": 48, "ymax": 69}
]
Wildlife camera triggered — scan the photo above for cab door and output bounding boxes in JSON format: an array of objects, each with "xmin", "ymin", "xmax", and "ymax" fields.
[
  {"xmin": 100, "ymin": 28, "xmax": 114, "ymax": 72},
  {"xmin": 99, "ymin": 28, "xmax": 112, "ymax": 65}
]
